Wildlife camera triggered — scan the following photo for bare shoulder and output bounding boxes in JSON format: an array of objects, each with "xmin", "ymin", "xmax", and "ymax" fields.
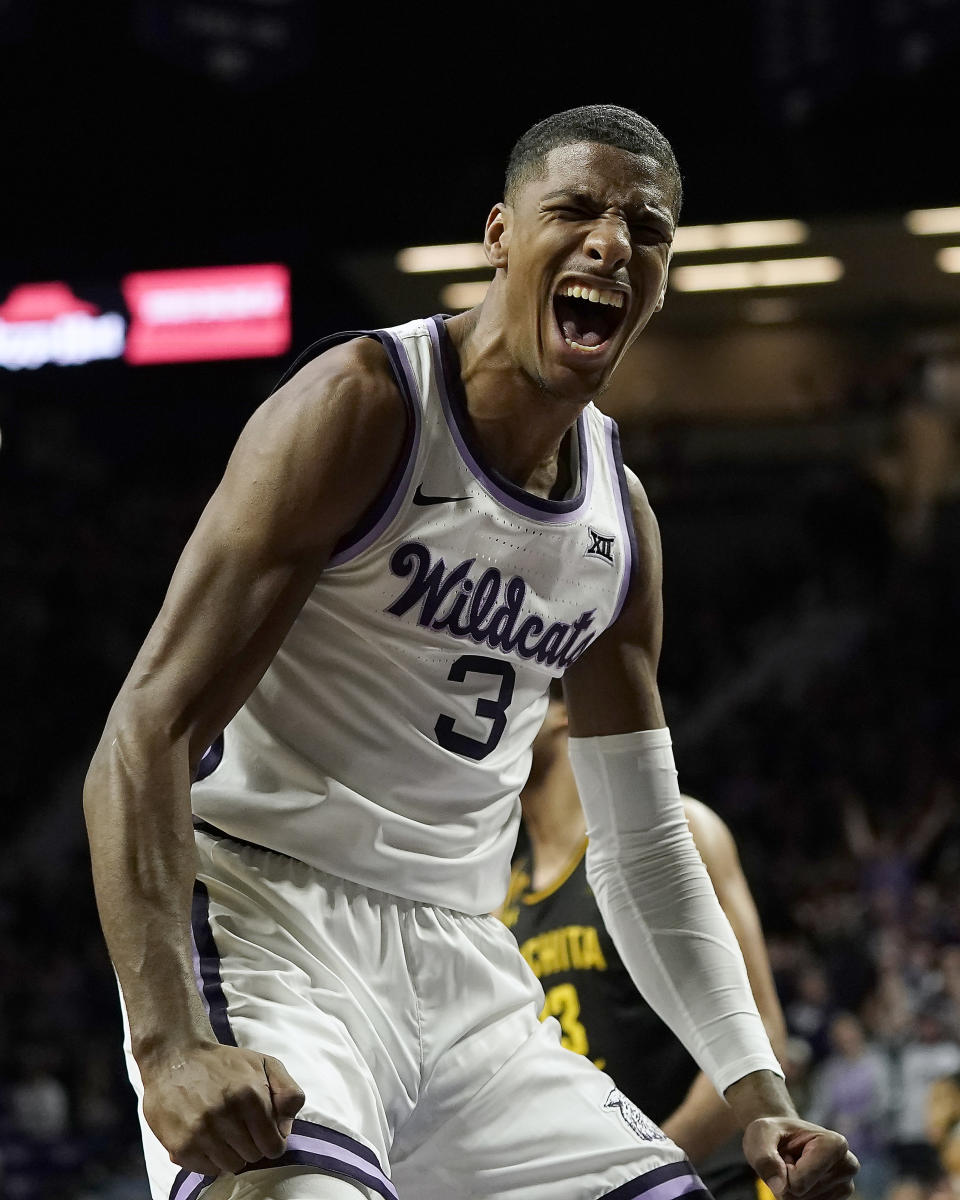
[
  {"xmin": 253, "ymin": 335, "xmax": 405, "ymax": 446},
  {"xmin": 210, "ymin": 335, "xmax": 411, "ymax": 559},
  {"xmin": 682, "ymin": 796, "xmax": 737, "ymax": 858},
  {"xmin": 682, "ymin": 797, "xmax": 745, "ymax": 894}
]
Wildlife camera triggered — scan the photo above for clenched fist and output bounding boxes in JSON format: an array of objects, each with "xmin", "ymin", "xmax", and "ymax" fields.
[
  {"xmin": 142, "ymin": 1043, "xmax": 305, "ymax": 1177},
  {"xmin": 744, "ymin": 1117, "xmax": 859, "ymax": 1200}
]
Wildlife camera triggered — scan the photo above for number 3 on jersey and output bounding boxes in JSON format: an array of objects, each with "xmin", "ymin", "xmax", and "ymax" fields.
[
  {"xmin": 435, "ymin": 654, "xmax": 516, "ymax": 761},
  {"xmin": 541, "ymin": 982, "xmax": 590, "ymax": 1056}
]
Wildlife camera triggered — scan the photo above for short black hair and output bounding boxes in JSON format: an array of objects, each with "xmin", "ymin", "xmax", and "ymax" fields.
[{"xmin": 505, "ymin": 104, "xmax": 682, "ymax": 214}]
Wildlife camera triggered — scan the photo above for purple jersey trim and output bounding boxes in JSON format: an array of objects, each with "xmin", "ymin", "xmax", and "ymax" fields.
[
  {"xmin": 601, "ymin": 1160, "xmax": 710, "ymax": 1200},
  {"xmin": 268, "ymin": 326, "xmax": 422, "ymax": 571},
  {"xmin": 327, "ymin": 328, "xmax": 422, "ymax": 568},
  {"xmin": 189, "ymin": 881, "xmax": 237, "ymax": 1047},
  {"xmin": 192, "ymin": 733, "xmax": 224, "ymax": 783},
  {"xmin": 168, "ymin": 1119, "xmax": 397, "ymax": 1200},
  {"xmin": 427, "ymin": 315, "xmax": 593, "ymax": 524},
  {"xmin": 603, "ymin": 413, "xmax": 638, "ymax": 626}
]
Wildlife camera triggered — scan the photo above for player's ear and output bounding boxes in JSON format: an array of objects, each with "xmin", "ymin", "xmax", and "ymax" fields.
[{"xmin": 485, "ymin": 203, "xmax": 510, "ymax": 268}]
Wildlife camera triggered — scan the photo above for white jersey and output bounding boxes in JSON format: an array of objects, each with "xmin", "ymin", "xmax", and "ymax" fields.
[{"xmin": 192, "ymin": 315, "xmax": 637, "ymax": 914}]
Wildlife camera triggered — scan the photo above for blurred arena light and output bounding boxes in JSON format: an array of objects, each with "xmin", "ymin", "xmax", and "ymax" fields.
[
  {"xmin": 904, "ymin": 207, "xmax": 960, "ymax": 235},
  {"xmin": 397, "ymin": 244, "xmax": 490, "ymax": 273},
  {"xmin": 397, "ymin": 221, "xmax": 809, "ymax": 273},
  {"xmin": 671, "ymin": 257, "xmax": 844, "ymax": 292},
  {"xmin": 672, "ymin": 220, "xmax": 808, "ymax": 253},
  {"xmin": 935, "ymin": 247, "xmax": 960, "ymax": 273},
  {"xmin": 440, "ymin": 281, "xmax": 491, "ymax": 310}
]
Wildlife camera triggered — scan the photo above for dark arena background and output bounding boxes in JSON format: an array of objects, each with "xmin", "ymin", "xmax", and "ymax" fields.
[{"xmin": 3, "ymin": 3, "xmax": 960, "ymax": 1197}]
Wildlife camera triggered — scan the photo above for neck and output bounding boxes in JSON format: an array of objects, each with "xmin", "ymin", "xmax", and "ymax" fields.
[
  {"xmin": 521, "ymin": 742, "xmax": 587, "ymax": 892},
  {"xmin": 444, "ymin": 297, "xmax": 588, "ymax": 498}
]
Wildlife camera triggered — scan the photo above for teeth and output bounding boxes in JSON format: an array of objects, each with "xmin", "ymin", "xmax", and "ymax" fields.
[
  {"xmin": 560, "ymin": 284, "xmax": 624, "ymax": 308},
  {"xmin": 564, "ymin": 337, "xmax": 605, "ymax": 353}
]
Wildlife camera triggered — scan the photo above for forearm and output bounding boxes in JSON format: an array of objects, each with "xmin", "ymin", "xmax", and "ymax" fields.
[
  {"xmin": 724, "ymin": 1069, "xmax": 796, "ymax": 1126},
  {"xmin": 84, "ymin": 710, "xmax": 214, "ymax": 1067},
  {"xmin": 661, "ymin": 1070, "xmax": 741, "ymax": 1162},
  {"xmin": 570, "ymin": 729, "xmax": 783, "ymax": 1095}
]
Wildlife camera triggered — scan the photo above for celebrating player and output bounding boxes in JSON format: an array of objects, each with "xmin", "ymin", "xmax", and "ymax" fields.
[
  {"xmin": 84, "ymin": 105, "xmax": 859, "ymax": 1199},
  {"xmin": 503, "ymin": 689, "xmax": 789, "ymax": 1200}
]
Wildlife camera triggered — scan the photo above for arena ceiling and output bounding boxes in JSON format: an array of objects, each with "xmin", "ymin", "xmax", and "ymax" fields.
[{"xmin": 4, "ymin": 1, "xmax": 959, "ymax": 281}]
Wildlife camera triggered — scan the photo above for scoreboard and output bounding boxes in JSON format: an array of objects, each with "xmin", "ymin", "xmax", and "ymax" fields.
[{"xmin": 0, "ymin": 263, "xmax": 290, "ymax": 371}]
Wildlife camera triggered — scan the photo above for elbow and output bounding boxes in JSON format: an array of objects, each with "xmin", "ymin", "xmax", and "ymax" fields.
[{"xmin": 83, "ymin": 697, "xmax": 181, "ymax": 820}]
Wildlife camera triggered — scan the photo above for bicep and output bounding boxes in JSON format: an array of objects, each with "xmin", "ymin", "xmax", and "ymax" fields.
[
  {"xmin": 110, "ymin": 342, "xmax": 407, "ymax": 762},
  {"xmin": 563, "ymin": 468, "xmax": 665, "ymax": 735}
]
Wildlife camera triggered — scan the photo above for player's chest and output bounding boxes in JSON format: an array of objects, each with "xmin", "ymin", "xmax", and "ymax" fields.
[{"xmin": 377, "ymin": 504, "xmax": 624, "ymax": 663}]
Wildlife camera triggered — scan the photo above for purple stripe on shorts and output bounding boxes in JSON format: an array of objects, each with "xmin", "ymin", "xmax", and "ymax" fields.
[
  {"xmin": 170, "ymin": 1167, "xmax": 211, "ymax": 1200},
  {"xmin": 288, "ymin": 1118, "xmax": 382, "ymax": 1167},
  {"xmin": 428, "ymin": 315, "xmax": 593, "ymax": 524},
  {"xmin": 190, "ymin": 881, "xmax": 237, "ymax": 1047},
  {"xmin": 167, "ymin": 1121, "xmax": 397, "ymax": 1200},
  {"xmin": 601, "ymin": 1160, "xmax": 710, "ymax": 1200},
  {"xmin": 602, "ymin": 413, "xmax": 637, "ymax": 627}
]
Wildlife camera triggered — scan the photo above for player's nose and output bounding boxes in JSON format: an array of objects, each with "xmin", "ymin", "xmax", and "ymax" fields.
[{"xmin": 583, "ymin": 218, "xmax": 631, "ymax": 274}]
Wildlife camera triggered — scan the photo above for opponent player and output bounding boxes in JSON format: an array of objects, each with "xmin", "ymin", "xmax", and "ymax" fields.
[
  {"xmin": 84, "ymin": 105, "xmax": 859, "ymax": 1199},
  {"xmin": 502, "ymin": 689, "xmax": 789, "ymax": 1200}
]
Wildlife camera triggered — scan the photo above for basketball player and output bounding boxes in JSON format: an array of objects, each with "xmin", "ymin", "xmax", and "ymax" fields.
[
  {"xmin": 84, "ymin": 105, "xmax": 859, "ymax": 1200},
  {"xmin": 502, "ymin": 690, "xmax": 789, "ymax": 1200}
]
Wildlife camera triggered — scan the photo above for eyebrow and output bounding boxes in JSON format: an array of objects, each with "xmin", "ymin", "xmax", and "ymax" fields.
[{"xmin": 540, "ymin": 189, "xmax": 674, "ymax": 230}]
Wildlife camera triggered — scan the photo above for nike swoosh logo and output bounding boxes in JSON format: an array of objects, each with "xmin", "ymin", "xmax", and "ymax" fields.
[{"xmin": 413, "ymin": 484, "xmax": 472, "ymax": 506}]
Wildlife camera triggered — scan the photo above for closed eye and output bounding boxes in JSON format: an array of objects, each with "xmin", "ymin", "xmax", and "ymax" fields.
[
  {"xmin": 631, "ymin": 227, "xmax": 670, "ymax": 245},
  {"xmin": 550, "ymin": 205, "xmax": 593, "ymax": 219}
]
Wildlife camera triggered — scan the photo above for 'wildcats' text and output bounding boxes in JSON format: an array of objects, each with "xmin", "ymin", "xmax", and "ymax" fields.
[{"xmin": 386, "ymin": 541, "xmax": 598, "ymax": 668}]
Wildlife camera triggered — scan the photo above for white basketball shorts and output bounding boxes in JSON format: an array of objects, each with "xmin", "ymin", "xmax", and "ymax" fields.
[{"xmin": 122, "ymin": 826, "xmax": 710, "ymax": 1200}]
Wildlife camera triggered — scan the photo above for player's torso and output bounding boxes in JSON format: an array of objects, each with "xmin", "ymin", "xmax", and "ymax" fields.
[
  {"xmin": 193, "ymin": 315, "xmax": 636, "ymax": 914},
  {"xmin": 504, "ymin": 843, "xmax": 697, "ymax": 1121}
]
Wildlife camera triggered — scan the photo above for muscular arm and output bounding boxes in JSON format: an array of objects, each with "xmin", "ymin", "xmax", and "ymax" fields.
[
  {"xmin": 564, "ymin": 469, "xmax": 855, "ymax": 1198},
  {"xmin": 659, "ymin": 799, "xmax": 789, "ymax": 1163},
  {"xmin": 83, "ymin": 339, "xmax": 408, "ymax": 1174}
]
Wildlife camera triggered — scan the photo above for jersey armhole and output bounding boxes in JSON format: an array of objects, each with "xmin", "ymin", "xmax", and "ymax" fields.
[
  {"xmin": 604, "ymin": 415, "xmax": 639, "ymax": 627},
  {"xmin": 271, "ymin": 327, "xmax": 422, "ymax": 569}
]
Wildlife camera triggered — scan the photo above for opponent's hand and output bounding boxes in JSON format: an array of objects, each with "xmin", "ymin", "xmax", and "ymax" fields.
[
  {"xmin": 141, "ymin": 1043, "xmax": 306, "ymax": 1176},
  {"xmin": 743, "ymin": 1118, "xmax": 859, "ymax": 1200}
]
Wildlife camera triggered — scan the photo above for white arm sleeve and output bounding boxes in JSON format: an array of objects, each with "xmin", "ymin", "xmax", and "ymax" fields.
[{"xmin": 568, "ymin": 726, "xmax": 783, "ymax": 1096}]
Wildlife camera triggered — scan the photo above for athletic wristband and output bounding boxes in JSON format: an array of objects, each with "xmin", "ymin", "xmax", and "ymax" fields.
[{"xmin": 568, "ymin": 727, "xmax": 783, "ymax": 1096}]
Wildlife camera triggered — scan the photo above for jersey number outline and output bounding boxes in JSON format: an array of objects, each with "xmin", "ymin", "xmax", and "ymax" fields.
[{"xmin": 435, "ymin": 654, "xmax": 516, "ymax": 761}]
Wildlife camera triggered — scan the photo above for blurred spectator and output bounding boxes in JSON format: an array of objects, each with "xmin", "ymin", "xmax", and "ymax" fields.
[
  {"xmin": 863, "ymin": 936, "xmax": 916, "ymax": 1042},
  {"xmin": 8, "ymin": 1050, "xmax": 70, "ymax": 1143},
  {"xmin": 926, "ymin": 1071, "xmax": 960, "ymax": 1188},
  {"xmin": 807, "ymin": 1013, "xmax": 893, "ymax": 1200},
  {"xmin": 869, "ymin": 334, "xmax": 960, "ymax": 554},
  {"xmin": 892, "ymin": 1008, "xmax": 960, "ymax": 1183},
  {"xmin": 782, "ymin": 1035, "xmax": 814, "ymax": 1115},
  {"xmin": 842, "ymin": 787, "xmax": 953, "ymax": 923},
  {"xmin": 786, "ymin": 964, "xmax": 836, "ymax": 1063},
  {"xmin": 939, "ymin": 946, "xmax": 960, "ymax": 1043}
]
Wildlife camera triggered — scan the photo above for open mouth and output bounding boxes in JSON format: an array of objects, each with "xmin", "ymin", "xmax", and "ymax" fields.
[{"xmin": 552, "ymin": 283, "xmax": 627, "ymax": 354}]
